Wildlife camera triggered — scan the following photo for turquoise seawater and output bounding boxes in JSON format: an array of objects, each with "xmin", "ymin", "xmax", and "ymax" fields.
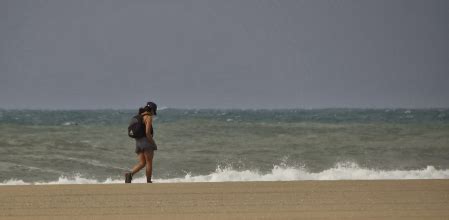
[{"xmin": 0, "ymin": 108, "xmax": 448, "ymax": 184}]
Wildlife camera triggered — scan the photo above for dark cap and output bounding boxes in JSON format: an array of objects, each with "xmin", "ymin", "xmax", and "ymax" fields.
[{"xmin": 146, "ymin": 102, "xmax": 157, "ymax": 115}]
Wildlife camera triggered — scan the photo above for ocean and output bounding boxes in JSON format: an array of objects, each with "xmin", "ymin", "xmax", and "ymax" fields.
[{"xmin": 1, "ymin": 108, "xmax": 448, "ymax": 185}]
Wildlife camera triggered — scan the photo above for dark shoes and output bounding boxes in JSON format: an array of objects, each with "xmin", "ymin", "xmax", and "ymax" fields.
[
  {"xmin": 125, "ymin": 172, "xmax": 132, "ymax": 183},
  {"xmin": 125, "ymin": 172, "xmax": 153, "ymax": 183}
]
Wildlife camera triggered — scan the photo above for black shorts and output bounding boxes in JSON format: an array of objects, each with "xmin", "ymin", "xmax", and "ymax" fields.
[{"xmin": 135, "ymin": 137, "xmax": 157, "ymax": 154}]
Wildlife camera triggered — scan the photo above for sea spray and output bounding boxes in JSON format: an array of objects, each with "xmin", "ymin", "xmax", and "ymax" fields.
[{"xmin": 2, "ymin": 162, "xmax": 449, "ymax": 185}]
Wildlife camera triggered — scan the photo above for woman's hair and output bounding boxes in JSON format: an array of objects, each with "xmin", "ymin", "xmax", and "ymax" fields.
[{"xmin": 138, "ymin": 106, "xmax": 153, "ymax": 114}]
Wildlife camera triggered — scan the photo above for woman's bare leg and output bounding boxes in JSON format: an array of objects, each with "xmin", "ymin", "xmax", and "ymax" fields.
[
  {"xmin": 143, "ymin": 150, "xmax": 154, "ymax": 182},
  {"xmin": 131, "ymin": 153, "xmax": 146, "ymax": 175}
]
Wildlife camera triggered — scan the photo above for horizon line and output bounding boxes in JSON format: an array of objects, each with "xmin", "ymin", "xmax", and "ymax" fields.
[{"xmin": 1, "ymin": 107, "xmax": 448, "ymax": 111}]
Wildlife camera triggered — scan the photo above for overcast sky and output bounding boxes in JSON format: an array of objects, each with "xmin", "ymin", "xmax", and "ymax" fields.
[{"xmin": 1, "ymin": 0, "xmax": 448, "ymax": 109}]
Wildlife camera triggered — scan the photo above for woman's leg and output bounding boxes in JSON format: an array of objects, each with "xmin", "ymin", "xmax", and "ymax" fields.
[
  {"xmin": 131, "ymin": 153, "xmax": 146, "ymax": 175},
  {"xmin": 143, "ymin": 150, "xmax": 154, "ymax": 183}
]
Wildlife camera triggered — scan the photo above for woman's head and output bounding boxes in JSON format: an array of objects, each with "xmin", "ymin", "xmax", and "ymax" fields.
[
  {"xmin": 145, "ymin": 102, "xmax": 157, "ymax": 115},
  {"xmin": 139, "ymin": 101, "xmax": 157, "ymax": 115},
  {"xmin": 142, "ymin": 106, "xmax": 152, "ymax": 114}
]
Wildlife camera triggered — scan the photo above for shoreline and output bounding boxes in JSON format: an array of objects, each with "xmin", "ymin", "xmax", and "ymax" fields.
[{"xmin": 1, "ymin": 179, "xmax": 448, "ymax": 219}]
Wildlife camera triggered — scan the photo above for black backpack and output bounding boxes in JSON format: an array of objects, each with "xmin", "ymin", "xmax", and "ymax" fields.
[{"xmin": 128, "ymin": 115, "xmax": 146, "ymax": 138}]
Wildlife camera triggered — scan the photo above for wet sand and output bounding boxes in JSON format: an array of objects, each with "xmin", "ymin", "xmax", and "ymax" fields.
[{"xmin": 1, "ymin": 180, "xmax": 448, "ymax": 220}]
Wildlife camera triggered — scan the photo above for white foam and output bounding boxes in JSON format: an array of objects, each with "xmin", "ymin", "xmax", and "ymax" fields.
[
  {"xmin": 0, "ymin": 175, "xmax": 123, "ymax": 186},
  {"xmin": 155, "ymin": 163, "xmax": 449, "ymax": 183},
  {"xmin": 62, "ymin": 122, "xmax": 78, "ymax": 126},
  {"xmin": 1, "ymin": 162, "xmax": 448, "ymax": 185},
  {"xmin": 1, "ymin": 179, "xmax": 29, "ymax": 185}
]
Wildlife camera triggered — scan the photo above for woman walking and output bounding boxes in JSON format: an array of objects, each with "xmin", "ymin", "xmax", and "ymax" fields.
[{"xmin": 125, "ymin": 102, "xmax": 158, "ymax": 183}]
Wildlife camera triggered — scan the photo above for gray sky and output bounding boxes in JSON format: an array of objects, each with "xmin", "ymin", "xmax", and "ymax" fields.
[{"xmin": 1, "ymin": 0, "xmax": 448, "ymax": 109}]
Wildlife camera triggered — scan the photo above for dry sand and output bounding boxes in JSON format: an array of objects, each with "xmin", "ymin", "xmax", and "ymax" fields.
[{"xmin": 1, "ymin": 180, "xmax": 448, "ymax": 220}]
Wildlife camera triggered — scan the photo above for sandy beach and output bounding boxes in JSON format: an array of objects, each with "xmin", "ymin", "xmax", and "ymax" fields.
[{"xmin": 1, "ymin": 180, "xmax": 448, "ymax": 220}]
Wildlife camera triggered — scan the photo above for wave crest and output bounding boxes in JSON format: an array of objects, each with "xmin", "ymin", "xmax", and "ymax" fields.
[
  {"xmin": 157, "ymin": 163, "xmax": 449, "ymax": 183},
  {"xmin": 2, "ymin": 162, "xmax": 449, "ymax": 185}
]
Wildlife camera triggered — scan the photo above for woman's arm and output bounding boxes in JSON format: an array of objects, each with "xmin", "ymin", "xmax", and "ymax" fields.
[{"xmin": 143, "ymin": 115, "xmax": 156, "ymax": 146}]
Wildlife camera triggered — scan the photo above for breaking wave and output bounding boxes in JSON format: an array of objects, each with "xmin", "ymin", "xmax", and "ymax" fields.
[{"xmin": 2, "ymin": 162, "xmax": 449, "ymax": 185}]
